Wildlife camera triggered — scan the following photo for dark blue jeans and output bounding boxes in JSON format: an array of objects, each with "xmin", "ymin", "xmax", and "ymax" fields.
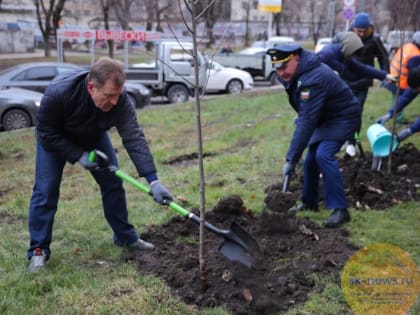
[
  {"xmin": 27, "ymin": 134, "xmax": 138, "ymax": 259},
  {"xmin": 302, "ymin": 140, "xmax": 347, "ymax": 210}
]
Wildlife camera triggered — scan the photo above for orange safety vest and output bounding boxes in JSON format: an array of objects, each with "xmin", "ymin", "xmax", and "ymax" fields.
[{"xmin": 390, "ymin": 42, "xmax": 420, "ymax": 89}]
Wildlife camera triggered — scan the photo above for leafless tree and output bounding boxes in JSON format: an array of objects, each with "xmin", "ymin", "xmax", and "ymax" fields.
[
  {"xmin": 143, "ymin": 1, "xmax": 156, "ymax": 32},
  {"xmin": 99, "ymin": 0, "xmax": 114, "ymax": 58},
  {"xmin": 273, "ymin": 0, "xmax": 297, "ymax": 36},
  {"xmin": 111, "ymin": 0, "xmax": 134, "ymax": 30},
  {"xmin": 33, "ymin": 0, "xmax": 67, "ymax": 57},
  {"xmin": 243, "ymin": 1, "xmax": 253, "ymax": 47},
  {"xmin": 177, "ymin": 0, "xmax": 218, "ymax": 292},
  {"xmin": 142, "ymin": 0, "xmax": 172, "ymax": 50},
  {"xmin": 155, "ymin": 2, "xmax": 172, "ymax": 32},
  {"xmin": 142, "ymin": 0, "xmax": 172, "ymax": 33},
  {"xmin": 194, "ymin": 0, "xmax": 230, "ymax": 48},
  {"xmin": 387, "ymin": 0, "xmax": 420, "ymax": 30},
  {"xmin": 308, "ymin": 0, "xmax": 327, "ymax": 44}
]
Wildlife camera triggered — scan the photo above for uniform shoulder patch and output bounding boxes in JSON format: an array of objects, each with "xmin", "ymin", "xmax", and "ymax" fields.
[{"xmin": 300, "ymin": 89, "xmax": 310, "ymax": 101}]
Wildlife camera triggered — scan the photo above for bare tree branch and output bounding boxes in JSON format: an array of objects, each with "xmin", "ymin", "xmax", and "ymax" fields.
[
  {"xmin": 180, "ymin": 0, "xmax": 193, "ymax": 34},
  {"xmin": 33, "ymin": 0, "xmax": 67, "ymax": 57},
  {"xmin": 194, "ymin": 0, "xmax": 216, "ymax": 21},
  {"xmin": 99, "ymin": 0, "xmax": 114, "ymax": 58}
]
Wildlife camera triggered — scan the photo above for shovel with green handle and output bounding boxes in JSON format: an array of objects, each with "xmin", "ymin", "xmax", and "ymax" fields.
[{"xmin": 89, "ymin": 150, "xmax": 262, "ymax": 268}]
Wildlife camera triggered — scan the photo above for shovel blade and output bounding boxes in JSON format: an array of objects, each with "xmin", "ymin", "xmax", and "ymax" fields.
[
  {"xmin": 218, "ymin": 240, "xmax": 254, "ymax": 268},
  {"xmin": 229, "ymin": 221, "xmax": 262, "ymax": 256},
  {"xmin": 217, "ymin": 221, "xmax": 262, "ymax": 268}
]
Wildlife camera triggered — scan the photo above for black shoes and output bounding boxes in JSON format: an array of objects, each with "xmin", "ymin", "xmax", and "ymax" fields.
[
  {"xmin": 323, "ymin": 208, "xmax": 351, "ymax": 228},
  {"xmin": 288, "ymin": 203, "xmax": 319, "ymax": 215},
  {"xmin": 127, "ymin": 238, "xmax": 155, "ymax": 251}
]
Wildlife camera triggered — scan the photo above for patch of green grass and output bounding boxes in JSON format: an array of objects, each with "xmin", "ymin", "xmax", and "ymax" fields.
[{"xmin": 0, "ymin": 85, "xmax": 419, "ymax": 314}]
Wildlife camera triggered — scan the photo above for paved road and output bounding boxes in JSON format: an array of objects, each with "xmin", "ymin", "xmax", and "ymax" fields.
[
  {"xmin": 0, "ymin": 50, "xmax": 46, "ymax": 59},
  {"xmin": 0, "ymin": 50, "xmax": 283, "ymax": 104}
]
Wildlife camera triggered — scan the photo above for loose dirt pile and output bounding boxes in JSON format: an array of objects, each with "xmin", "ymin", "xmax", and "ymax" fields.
[
  {"xmin": 282, "ymin": 143, "xmax": 419, "ymax": 210},
  {"xmin": 129, "ymin": 143, "xmax": 419, "ymax": 314}
]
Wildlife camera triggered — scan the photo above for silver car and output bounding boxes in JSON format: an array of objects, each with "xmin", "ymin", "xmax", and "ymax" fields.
[
  {"xmin": 0, "ymin": 87, "xmax": 42, "ymax": 131},
  {"xmin": 0, "ymin": 62, "xmax": 151, "ymax": 108}
]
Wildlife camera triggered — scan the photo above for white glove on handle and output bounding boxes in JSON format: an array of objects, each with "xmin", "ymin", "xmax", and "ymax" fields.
[
  {"xmin": 386, "ymin": 74, "xmax": 398, "ymax": 82},
  {"xmin": 282, "ymin": 161, "xmax": 295, "ymax": 176},
  {"xmin": 150, "ymin": 181, "xmax": 173, "ymax": 205},
  {"xmin": 376, "ymin": 113, "xmax": 391, "ymax": 125},
  {"xmin": 397, "ymin": 128, "xmax": 412, "ymax": 142},
  {"xmin": 78, "ymin": 152, "xmax": 99, "ymax": 171}
]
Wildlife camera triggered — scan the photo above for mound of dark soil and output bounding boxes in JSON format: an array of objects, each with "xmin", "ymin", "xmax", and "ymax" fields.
[
  {"xmin": 129, "ymin": 143, "xmax": 419, "ymax": 314},
  {"xmin": 276, "ymin": 143, "xmax": 419, "ymax": 210},
  {"xmin": 130, "ymin": 196, "xmax": 357, "ymax": 314},
  {"xmin": 341, "ymin": 143, "xmax": 420, "ymax": 209}
]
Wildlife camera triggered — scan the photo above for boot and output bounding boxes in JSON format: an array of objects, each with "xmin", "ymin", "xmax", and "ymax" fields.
[
  {"xmin": 127, "ymin": 238, "xmax": 155, "ymax": 252},
  {"xmin": 323, "ymin": 208, "xmax": 350, "ymax": 228},
  {"xmin": 288, "ymin": 203, "xmax": 319, "ymax": 215}
]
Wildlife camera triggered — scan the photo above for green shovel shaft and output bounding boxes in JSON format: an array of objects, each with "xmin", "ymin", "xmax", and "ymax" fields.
[
  {"xmin": 114, "ymin": 169, "xmax": 189, "ymax": 217},
  {"xmin": 88, "ymin": 150, "xmax": 201, "ymax": 222}
]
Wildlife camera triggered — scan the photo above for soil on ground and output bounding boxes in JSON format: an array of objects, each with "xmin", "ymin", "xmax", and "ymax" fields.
[{"xmin": 129, "ymin": 144, "xmax": 419, "ymax": 315}]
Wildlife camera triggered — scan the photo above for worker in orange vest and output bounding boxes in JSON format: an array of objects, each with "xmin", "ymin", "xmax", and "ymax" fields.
[{"xmin": 378, "ymin": 31, "xmax": 420, "ymax": 124}]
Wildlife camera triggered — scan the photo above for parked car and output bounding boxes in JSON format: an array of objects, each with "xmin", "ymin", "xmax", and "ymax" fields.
[
  {"xmin": 250, "ymin": 36, "xmax": 296, "ymax": 49},
  {"xmin": 0, "ymin": 62, "xmax": 151, "ymax": 108},
  {"xmin": 205, "ymin": 60, "xmax": 254, "ymax": 94},
  {"xmin": 250, "ymin": 40, "xmax": 266, "ymax": 48},
  {"xmin": 0, "ymin": 87, "xmax": 42, "ymax": 131},
  {"xmin": 267, "ymin": 36, "xmax": 296, "ymax": 47},
  {"xmin": 314, "ymin": 37, "xmax": 333, "ymax": 53},
  {"xmin": 212, "ymin": 46, "xmax": 278, "ymax": 84}
]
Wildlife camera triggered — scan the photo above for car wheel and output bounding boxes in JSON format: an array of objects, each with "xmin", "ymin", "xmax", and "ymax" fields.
[
  {"xmin": 226, "ymin": 79, "xmax": 243, "ymax": 94},
  {"xmin": 3, "ymin": 109, "xmax": 31, "ymax": 131},
  {"xmin": 127, "ymin": 93, "xmax": 137, "ymax": 108},
  {"xmin": 269, "ymin": 72, "xmax": 280, "ymax": 86},
  {"xmin": 167, "ymin": 84, "xmax": 189, "ymax": 103}
]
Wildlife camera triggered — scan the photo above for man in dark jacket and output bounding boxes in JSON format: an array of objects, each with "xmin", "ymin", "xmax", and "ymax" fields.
[
  {"xmin": 318, "ymin": 31, "xmax": 395, "ymax": 157},
  {"xmin": 349, "ymin": 12, "xmax": 389, "ymax": 104},
  {"xmin": 343, "ymin": 12, "xmax": 390, "ymax": 156},
  {"xmin": 267, "ymin": 44, "xmax": 361, "ymax": 228},
  {"xmin": 28, "ymin": 57, "xmax": 173, "ymax": 272}
]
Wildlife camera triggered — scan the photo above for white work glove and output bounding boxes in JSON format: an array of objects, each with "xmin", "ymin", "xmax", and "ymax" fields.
[
  {"xmin": 386, "ymin": 74, "xmax": 398, "ymax": 82},
  {"xmin": 78, "ymin": 152, "xmax": 99, "ymax": 171},
  {"xmin": 150, "ymin": 180, "xmax": 173, "ymax": 205},
  {"xmin": 282, "ymin": 161, "xmax": 295, "ymax": 176},
  {"xmin": 397, "ymin": 128, "xmax": 412, "ymax": 142},
  {"xmin": 376, "ymin": 113, "xmax": 391, "ymax": 125}
]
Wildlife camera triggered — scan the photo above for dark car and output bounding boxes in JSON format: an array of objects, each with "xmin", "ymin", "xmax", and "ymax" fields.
[
  {"xmin": 0, "ymin": 87, "xmax": 42, "ymax": 131},
  {"xmin": 0, "ymin": 62, "xmax": 151, "ymax": 108}
]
